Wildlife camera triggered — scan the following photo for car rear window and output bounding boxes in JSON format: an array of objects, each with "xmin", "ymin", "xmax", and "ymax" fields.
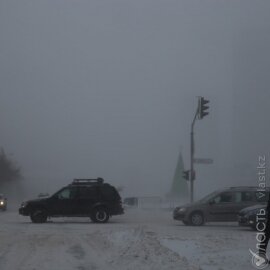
[{"xmin": 235, "ymin": 191, "xmax": 254, "ymax": 202}]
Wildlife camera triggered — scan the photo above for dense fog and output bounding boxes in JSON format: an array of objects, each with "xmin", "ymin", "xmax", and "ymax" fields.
[{"xmin": 0, "ymin": 0, "xmax": 269, "ymax": 200}]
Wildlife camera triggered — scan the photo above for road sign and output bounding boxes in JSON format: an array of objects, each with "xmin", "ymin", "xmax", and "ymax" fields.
[{"xmin": 193, "ymin": 158, "xmax": 213, "ymax": 164}]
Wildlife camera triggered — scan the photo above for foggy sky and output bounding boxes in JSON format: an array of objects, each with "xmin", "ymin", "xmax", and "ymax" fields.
[{"xmin": 1, "ymin": 0, "xmax": 270, "ymax": 198}]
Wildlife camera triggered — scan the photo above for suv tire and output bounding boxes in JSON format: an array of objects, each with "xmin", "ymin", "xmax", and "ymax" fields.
[
  {"xmin": 30, "ymin": 209, "xmax": 48, "ymax": 223},
  {"xmin": 91, "ymin": 207, "xmax": 109, "ymax": 223},
  {"xmin": 190, "ymin": 211, "xmax": 204, "ymax": 226}
]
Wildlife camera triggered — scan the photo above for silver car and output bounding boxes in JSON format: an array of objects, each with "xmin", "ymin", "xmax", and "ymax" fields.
[{"xmin": 173, "ymin": 187, "xmax": 269, "ymax": 226}]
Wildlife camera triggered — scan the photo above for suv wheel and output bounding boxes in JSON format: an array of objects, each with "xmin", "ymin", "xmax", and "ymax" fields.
[
  {"xmin": 30, "ymin": 209, "xmax": 48, "ymax": 223},
  {"xmin": 190, "ymin": 212, "xmax": 204, "ymax": 226},
  {"xmin": 91, "ymin": 208, "xmax": 109, "ymax": 223}
]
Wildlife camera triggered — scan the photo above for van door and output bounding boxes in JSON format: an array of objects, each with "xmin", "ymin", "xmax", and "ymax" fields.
[
  {"xmin": 208, "ymin": 192, "xmax": 236, "ymax": 221},
  {"xmin": 234, "ymin": 191, "xmax": 257, "ymax": 215}
]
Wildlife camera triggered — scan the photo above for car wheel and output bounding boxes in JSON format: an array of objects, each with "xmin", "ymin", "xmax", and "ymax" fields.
[
  {"xmin": 30, "ymin": 209, "xmax": 48, "ymax": 223},
  {"xmin": 91, "ymin": 208, "xmax": 109, "ymax": 223},
  {"xmin": 190, "ymin": 211, "xmax": 204, "ymax": 226},
  {"xmin": 251, "ymin": 222, "xmax": 265, "ymax": 231}
]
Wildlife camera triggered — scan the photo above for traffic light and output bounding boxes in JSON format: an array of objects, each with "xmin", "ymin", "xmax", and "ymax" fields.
[
  {"xmin": 183, "ymin": 170, "xmax": 196, "ymax": 181},
  {"xmin": 198, "ymin": 97, "xmax": 210, "ymax": 119},
  {"xmin": 183, "ymin": 170, "xmax": 189, "ymax": 180}
]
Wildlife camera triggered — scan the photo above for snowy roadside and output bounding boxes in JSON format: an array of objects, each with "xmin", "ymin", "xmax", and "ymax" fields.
[{"xmin": 0, "ymin": 209, "xmax": 257, "ymax": 270}]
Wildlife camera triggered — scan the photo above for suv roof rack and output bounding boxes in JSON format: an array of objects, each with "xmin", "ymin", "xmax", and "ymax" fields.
[{"xmin": 72, "ymin": 178, "xmax": 104, "ymax": 185}]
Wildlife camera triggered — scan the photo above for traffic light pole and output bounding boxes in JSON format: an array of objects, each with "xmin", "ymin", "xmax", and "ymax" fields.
[
  {"xmin": 190, "ymin": 108, "xmax": 198, "ymax": 203},
  {"xmin": 186, "ymin": 96, "xmax": 209, "ymax": 203}
]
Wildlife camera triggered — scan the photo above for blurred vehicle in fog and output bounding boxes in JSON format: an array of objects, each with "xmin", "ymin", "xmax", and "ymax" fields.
[
  {"xmin": 123, "ymin": 197, "xmax": 138, "ymax": 208},
  {"xmin": 173, "ymin": 187, "xmax": 269, "ymax": 226},
  {"xmin": 123, "ymin": 196, "xmax": 163, "ymax": 209},
  {"xmin": 238, "ymin": 204, "xmax": 267, "ymax": 231},
  {"xmin": 0, "ymin": 194, "xmax": 7, "ymax": 211}
]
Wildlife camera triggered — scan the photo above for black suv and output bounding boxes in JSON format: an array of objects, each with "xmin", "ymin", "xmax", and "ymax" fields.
[{"xmin": 19, "ymin": 178, "xmax": 124, "ymax": 223}]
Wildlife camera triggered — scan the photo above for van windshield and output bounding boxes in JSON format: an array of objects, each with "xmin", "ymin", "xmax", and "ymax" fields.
[{"xmin": 196, "ymin": 191, "xmax": 219, "ymax": 203}]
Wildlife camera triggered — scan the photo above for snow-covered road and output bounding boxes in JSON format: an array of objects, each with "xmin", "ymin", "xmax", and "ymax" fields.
[{"xmin": 0, "ymin": 208, "xmax": 258, "ymax": 270}]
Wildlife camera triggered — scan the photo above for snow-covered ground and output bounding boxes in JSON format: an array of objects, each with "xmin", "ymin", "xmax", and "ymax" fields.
[{"xmin": 0, "ymin": 208, "xmax": 258, "ymax": 270}]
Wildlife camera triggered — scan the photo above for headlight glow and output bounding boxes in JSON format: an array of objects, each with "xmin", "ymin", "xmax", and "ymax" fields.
[
  {"xmin": 21, "ymin": 202, "xmax": 28, "ymax": 207},
  {"xmin": 178, "ymin": 207, "xmax": 187, "ymax": 213},
  {"xmin": 0, "ymin": 201, "xmax": 4, "ymax": 205}
]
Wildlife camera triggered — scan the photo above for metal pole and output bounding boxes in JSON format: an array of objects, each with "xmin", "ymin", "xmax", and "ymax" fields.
[
  {"xmin": 190, "ymin": 108, "xmax": 198, "ymax": 203},
  {"xmin": 190, "ymin": 130, "xmax": 194, "ymax": 203}
]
